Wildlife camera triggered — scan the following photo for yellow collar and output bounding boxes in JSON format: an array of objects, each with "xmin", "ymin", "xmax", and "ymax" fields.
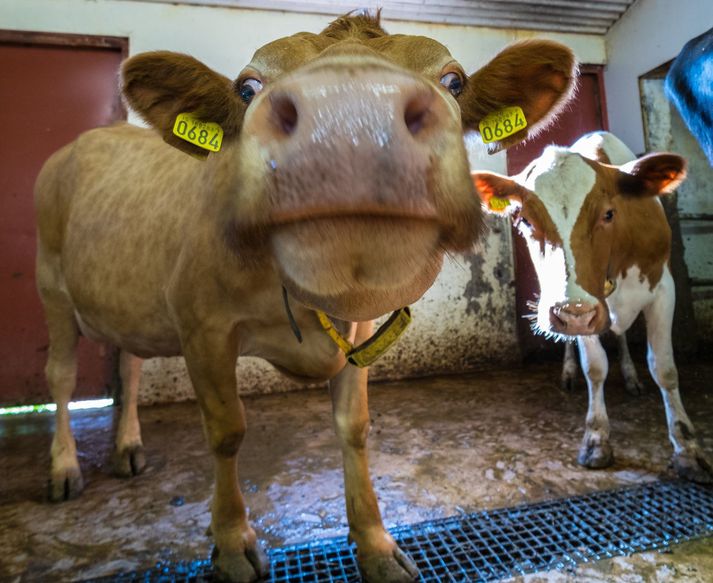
[{"xmin": 316, "ymin": 308, "xmax": 412, "ymax": 368}]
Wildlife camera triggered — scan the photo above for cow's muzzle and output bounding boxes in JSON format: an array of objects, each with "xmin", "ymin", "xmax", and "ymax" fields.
[
  {"xmin": 242, "ymin": 57, "xmax": 460, "ymax": 224},
  {"xmin": 549, "ymin": 301, "xmax": 609, "ymax": 336}
]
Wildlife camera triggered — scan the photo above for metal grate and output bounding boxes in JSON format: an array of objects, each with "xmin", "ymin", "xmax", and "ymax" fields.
[{"xmin": 87, "ymin": 480, "xmax": 713, "ymax": 582}]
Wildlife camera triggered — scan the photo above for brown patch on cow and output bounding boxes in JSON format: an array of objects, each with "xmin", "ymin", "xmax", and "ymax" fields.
[
  {"xmin": 609, "ymin": 191, "xmax": 670, "ymax": 290},
  {"xmin": 568, "ymin": 177, "xmax": 616, "ymax": 298}
]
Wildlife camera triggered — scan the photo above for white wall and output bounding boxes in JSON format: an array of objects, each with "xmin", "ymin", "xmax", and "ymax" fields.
[
  {"xmin": 604, "ymin": 0, "xmax": 713, "ymax": 155},
  {"xmin": 1, "ymin": 0, "xmax": 606, "ymax": 403}
]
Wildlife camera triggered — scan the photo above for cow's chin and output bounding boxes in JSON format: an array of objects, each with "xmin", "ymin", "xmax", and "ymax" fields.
[{"xmin": 271, "ymin": 217, "xmax": 443, "ymax": 321}]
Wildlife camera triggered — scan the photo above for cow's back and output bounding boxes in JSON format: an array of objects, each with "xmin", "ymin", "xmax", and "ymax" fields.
[{"xmin": 35, "ymin": 124, "xmax": 222, "ymax": 356}]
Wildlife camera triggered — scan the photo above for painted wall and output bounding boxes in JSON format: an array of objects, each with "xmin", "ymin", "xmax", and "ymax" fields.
[
  {"xmin": 604, "ymin": 0, "xmax": 713, "ymax": 154},
  {"xmin": 1, "ymin": 0, "xmax": 605, "ymax": 403}
]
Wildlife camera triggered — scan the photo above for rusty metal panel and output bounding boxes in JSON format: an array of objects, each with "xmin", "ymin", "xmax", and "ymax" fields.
[{"xmin": 0, "ymin": 38, "xmax": 125, "ymax": 404}]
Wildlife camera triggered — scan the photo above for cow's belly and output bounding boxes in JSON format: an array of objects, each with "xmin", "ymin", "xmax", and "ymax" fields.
[
  {"xmin": 74, "ymin": 309, "xmax": 181, "ymax": 358},
  {"xmin": 61, "ymin": 232, "xmax": 185, "ymax": 357},
  {"xmin": 606, "ymin": 265, "xmax": 658, "ymax": 335}
]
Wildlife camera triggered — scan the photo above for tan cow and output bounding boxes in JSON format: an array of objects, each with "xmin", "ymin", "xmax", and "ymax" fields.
[
  {"xmin": 35, "ymin": 13, "xmax": 576, "ymax": 582},
  {"xmin": 473, "ymin": 131, "xmax": 712, "ymax": 484}
]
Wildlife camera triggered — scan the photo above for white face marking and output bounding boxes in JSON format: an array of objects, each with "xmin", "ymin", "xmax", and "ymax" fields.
[
  {"xmin": 605, "ymin": 265, "xmax": 657, "ymax": 334},
  {"xmin": 520, "ymin": 148, "xmax": 599, "ymax": 322}
]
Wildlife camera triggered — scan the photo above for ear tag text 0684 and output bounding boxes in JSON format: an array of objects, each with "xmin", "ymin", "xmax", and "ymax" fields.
[
  {"xmin": 172, "ymin": 113, "xmax": 224, "ymax": 152},
  {"xmin": 479, "ymin": 106, "xmax": 527, "ymax": 144}
]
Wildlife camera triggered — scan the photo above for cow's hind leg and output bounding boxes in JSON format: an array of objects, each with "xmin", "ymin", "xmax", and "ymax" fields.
[
  {"xmin": 561, "ymin": 341, "xmax": 578, "ymax": 391},
  {"xmin": 112, "ymin": 351, "xmax": 147, "ymax": 477},
  {"xmin": 38, "ymin": 266, "xmax": 83, "ymax": 501},
  {"xmin": 644, "ymin": 282, "xmax": 712, "ymax": 483},
  {"xmin": 183, "ymin": 328, "xmax": 268, "ymax": 583},
  {"xmin": 616, "ymin": 331, "xmax": 643, "ymax": 396},
  {"xmin": 330, "ymin": 321, "xmax": 418, "ymax": 583},
  {"xmin": 576, "ymin": 335, "xmax": 614, "ymax": 469}
]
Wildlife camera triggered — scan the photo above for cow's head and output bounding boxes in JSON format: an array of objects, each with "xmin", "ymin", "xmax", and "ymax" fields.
[
  {"xmin": 473, "ymin": 144, "xmax": 686, "ymax": 338},
  {"xmin": 121, "ymin": 12, "xmax": 576, "ymax": 321}
]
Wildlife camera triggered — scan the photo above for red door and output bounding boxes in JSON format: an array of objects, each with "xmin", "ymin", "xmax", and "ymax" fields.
[
  {"xmin": 0, "ymin": 33, "xmax": 127, "ymax": 405},
  {"xmin": 506, "ymin": 68, "xmax": 608, "ymax": 358}
]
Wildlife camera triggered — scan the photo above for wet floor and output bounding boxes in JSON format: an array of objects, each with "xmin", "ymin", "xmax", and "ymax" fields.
[{"xmin": 1, "ymin": 360, "xmax": 712, "ymax": 581}]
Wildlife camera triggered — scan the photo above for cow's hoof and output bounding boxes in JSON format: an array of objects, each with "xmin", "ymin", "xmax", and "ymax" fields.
[
  {"xmin": 48, "ymin": 466, "xmax": 84, "ymax": 502},
  {"xmin": 359, "ymin": 547, "xmax": 419, "ymax": 583},
  {"xmin": 212, "ymin": 542, "xmax": 269, "ymax": 582},
  {"xmin": 577, "ymin": 442, "xmax": 614, "ymax": 469},
  {"xmin": 112, "ymin": 445, "xmax": 147, "ymax": 478},
  {"xmin": 672, "ymin": 451, "xmax": 713, "ymax": 484}
]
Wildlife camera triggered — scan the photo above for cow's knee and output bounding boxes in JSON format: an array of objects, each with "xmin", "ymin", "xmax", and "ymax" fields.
[
  {"xmin": 651, "ymin": 364, "xmax": 679, "ymax": 390},
  {"xmin": 334, "ymin": 413, "xmax": 370, "ymax": 450},
  {"xmin": 46, "ymin": 357, "xmax": 76, "ymax": 397},
  {"xmin": 207, "ymin": 421, "xmax": 247, "ymax": 458},
  {"xmin": 582, "ymin": 361, "xmax": 607, "ymax": 385}
]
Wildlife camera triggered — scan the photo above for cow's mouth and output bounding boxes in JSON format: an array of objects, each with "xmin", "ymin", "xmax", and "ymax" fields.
[
  {"xmin": 270, "ymin": 215, "xmax": 444, "ymax": 321},
  {"xmin": 545, "ymin": 301, "xmax": 611, "ymax": 338}
]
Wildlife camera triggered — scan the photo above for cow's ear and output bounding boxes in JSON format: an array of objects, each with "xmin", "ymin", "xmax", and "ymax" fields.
[
  {"xmin": 472, "ymin": 172, "xmax": 526, "ymax": 214},
  {"xmin": 618, "ymin": 153, "xmax": 687, "ymax": 197},
  {"xmin": 459, "ymin": 40, "xmax": 577, "ymax": 153},
  {"xmin": 122, "ymin": 51, "xmax": 245, "ymax": 157}
]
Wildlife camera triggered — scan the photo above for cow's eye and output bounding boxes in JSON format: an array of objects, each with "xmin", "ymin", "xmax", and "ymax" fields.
[
  {"xmin": 603, "ymin": 209, "xmax": 615, "ymax": 222},
  {"xmin": 440, "ymin": 72, "xmax": 463, "ymax": 97},
  {"xmin": 238, "ymin": 78, "xmax": 263, "ymax": 104}
]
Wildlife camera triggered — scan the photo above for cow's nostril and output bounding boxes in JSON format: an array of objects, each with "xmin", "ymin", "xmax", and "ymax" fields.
[
  {"xmin": 271, "ymin": 94, "xmax": 299, "ymax": 136},
  {"xmin": 404, "ymin": 93, "xmax": 432, "ymax": 136}
]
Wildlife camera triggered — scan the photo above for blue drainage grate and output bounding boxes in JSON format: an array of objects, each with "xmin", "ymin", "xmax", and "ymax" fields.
[{"xmin": 87, "ymin": 479, "xmax": 713, "ymax": 582}]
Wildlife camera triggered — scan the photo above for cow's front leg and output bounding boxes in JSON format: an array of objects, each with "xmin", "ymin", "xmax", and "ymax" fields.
[
  {"xmin": 330, "ymin": 321, "xmax": 418, "ymax": 583},
  {"xmin": 576, "ymin": 335, "xmax": 614, "ymax": 468},
  {"xmin": 644, "ymin": 291, "xmax": 712, "ymax": 483},
  {"xmin": 112, "ymin": 351, "xmax": 147, "ymax": 477},
  {"xmin": 183, "ymin": 327, "xmax": 269, "ymax": 582}
]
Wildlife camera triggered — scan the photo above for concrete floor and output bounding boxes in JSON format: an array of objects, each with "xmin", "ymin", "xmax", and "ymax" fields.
[{"xmin": 1, "ymin": 360, "xmax": 712, "ymax": 582}]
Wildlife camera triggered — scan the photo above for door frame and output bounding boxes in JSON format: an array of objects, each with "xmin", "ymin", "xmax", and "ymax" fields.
[{"xmin": 0, "ymin": 30, "xmax": 129, "ymax": 120}]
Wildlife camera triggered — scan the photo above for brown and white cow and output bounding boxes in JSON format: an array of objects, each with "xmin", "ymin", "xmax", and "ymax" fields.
[
  {"xmin": 35, "ymin": 13, "xmax": 576, "ymax": 583},
  {"xmin": 473, "ymin": 131, "xmax": 712, "ymax": 484}
]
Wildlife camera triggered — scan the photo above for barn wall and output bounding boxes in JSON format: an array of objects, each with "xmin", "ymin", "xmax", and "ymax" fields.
[
  {"xmin": 1, "ymin": 0, "xmax": 605, "ymax": 403},
  {"xmin": 604, "ymin": 0, "xmax": 713, "ymax": 155},
  {"xmin": 641, "ymin": 79, "xmax": 713, "ymax": 346}
]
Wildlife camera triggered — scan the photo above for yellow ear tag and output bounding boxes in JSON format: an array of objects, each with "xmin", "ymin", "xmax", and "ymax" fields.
[
  {"xmin": 489, "ymin": 196, "xmax": 511, "ymax": 212},
  {"xmin": 173, "ymin": 112, "xmax": 224, "ymax": 152},
  {"xmin": 479, "ymin": 106, "xmax": 527, "ymax": 144}
]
